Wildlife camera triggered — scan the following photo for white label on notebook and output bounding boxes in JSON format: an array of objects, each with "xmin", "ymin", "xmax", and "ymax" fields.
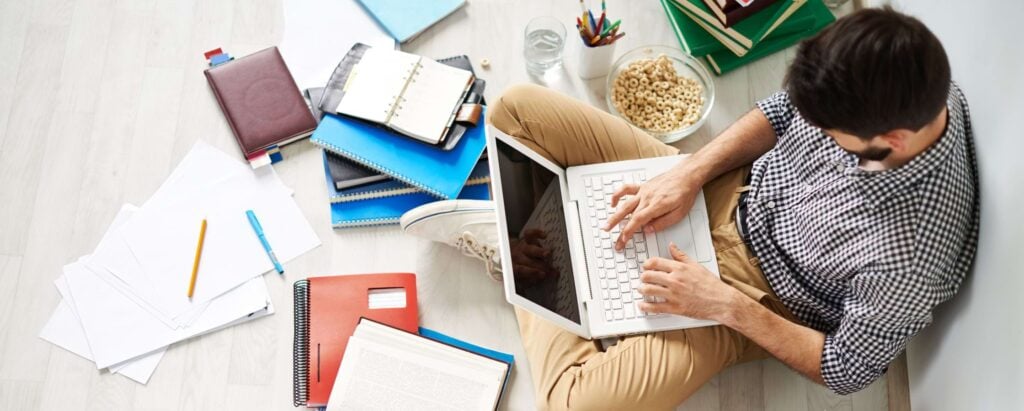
[{"xmin": 368, "ymin": 288, "xmax": 407, "ymax": 309}]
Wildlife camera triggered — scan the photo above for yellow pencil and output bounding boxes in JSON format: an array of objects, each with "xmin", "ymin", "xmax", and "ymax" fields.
[{"xmin": 187, "ymin": 219, "xmax": 207, "ymax": 299}]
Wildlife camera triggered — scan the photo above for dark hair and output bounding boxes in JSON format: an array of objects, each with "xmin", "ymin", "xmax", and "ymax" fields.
[{"xmin": 784, "ymin": 7, "xmax": 950, "ymax": 138}]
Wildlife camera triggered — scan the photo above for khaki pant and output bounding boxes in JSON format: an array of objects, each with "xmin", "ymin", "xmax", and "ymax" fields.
[{"xmin": 489, "ymin": 84, "xmax": 797, "ymax": 411}]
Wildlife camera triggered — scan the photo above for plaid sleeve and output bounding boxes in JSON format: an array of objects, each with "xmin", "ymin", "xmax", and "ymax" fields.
[
  {"xmin": 820, "ymin": 265, "xmax": 944, "ymax": 394},
  {"xmin": 755, "ymin": 91, "xmax": 797, "ymax": 138}
]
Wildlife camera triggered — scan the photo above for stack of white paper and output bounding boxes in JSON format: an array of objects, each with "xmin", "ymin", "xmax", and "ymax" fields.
[{"xmin": 39, "ymin": 141, "xmax": 321, "ymax": 384}]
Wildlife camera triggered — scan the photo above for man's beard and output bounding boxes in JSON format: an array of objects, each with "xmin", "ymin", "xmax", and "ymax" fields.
[{"xmin": 844, "ymin": 146, "xmax": 892, "ymax": 161}]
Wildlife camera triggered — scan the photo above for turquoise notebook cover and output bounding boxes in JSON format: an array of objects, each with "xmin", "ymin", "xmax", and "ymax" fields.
[
  {"xmin": 311, "ymin": 107, "xmax": 487, "ymax": 200},
  {"xmin": 357, "ymin": 0, "xmax": 466, "ymax": 43}
]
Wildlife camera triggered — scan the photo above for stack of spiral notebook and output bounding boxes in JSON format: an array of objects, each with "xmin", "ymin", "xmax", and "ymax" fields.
[{"xmin": 308, "ymin": 49, "xmax": 490, "ymax": 228}]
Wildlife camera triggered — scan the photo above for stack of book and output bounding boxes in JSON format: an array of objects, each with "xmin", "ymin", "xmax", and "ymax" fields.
[
  {"xmin": 662, "ymin": 0, "xmax": 836, "ymax": 75},
  {"xmin": 308, "ymin": 46, "xmax": 489, "ymax": 228},
  {"xmin": 293, "ymin": 274, "xmax": 513, "ymax": 409}
]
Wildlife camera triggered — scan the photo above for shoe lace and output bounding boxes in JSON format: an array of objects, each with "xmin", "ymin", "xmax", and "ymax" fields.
[{"xmin": 454, "ymin": 231, "xmax": 502, "ymax": 281}]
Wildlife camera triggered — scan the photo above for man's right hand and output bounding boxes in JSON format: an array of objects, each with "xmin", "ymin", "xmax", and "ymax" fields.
[{"xmin": 604, "ymin": 165, "xmax": 703, "ymax": 250}]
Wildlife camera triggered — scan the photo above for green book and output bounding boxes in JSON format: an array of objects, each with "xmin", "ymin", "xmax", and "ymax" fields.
[
  {"xmin": 665, "ymin": 0, "xmax": 817, "ymax": 57},
  {"xmin": 703, "ymin": 0, "xmax": 835, "ymax": 75},
  {"xmin": 670, "ymin": 0, "xmax": 807, "ymax": 49},
  {"xmin": 662, "ymin": 0, "xmax": 725, "ymax": 56}
]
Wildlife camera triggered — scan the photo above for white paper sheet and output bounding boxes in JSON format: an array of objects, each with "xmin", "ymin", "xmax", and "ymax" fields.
[
  {"xmin": 279, "ymin": 0, "xmax": 396, "ymax": 89},
  {"xmin": 120, "ymin": 170, "xmax": 319, "ymax": 311},
  {"xmin": 64, "ymin": 259, "xmax": 272, "ymax": 369},
  {"xmin": 39, "ymin": 276, "xmax": 166, "ymax": 384},
  {"xmin": 90, "ymin": 141, "xmax": 280, "ymax": 314},
  {"xmin": 89, "ymin": 205, "xmax": 208, "ymax": 329}
]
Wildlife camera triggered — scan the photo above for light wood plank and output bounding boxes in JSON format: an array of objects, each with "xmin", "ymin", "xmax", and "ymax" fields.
[
  {"xmin": 852, "ymin": 373, "xmax": 889, "ymax": 411},
  {"xmin": 807, "ymin": 380, "xmax": 853, "ymax": 411},
  {"xmin": 121, "ymin": 66, "xmax": 185, "ymax": 206},
  {"xmin": 0, "ymin": 255, "xmax": 24, "ymax": 339},
  {"xmin": 57, "ymin": 0, "xmax": 115, "ymax": 114},
  {"xmin": 175, "ymin": 329, "xmax": 234, "ymax": 410},
  {"xmin": 884, "ymin": 354, "xmax": 911, "ymax": 411},
  {"xmin": 84, "ymin": 373, "xmax": 136, "ymax": 411},
  {"xmin": 720, "ymin": 360, "xmax": 766, "ymax": 410},
  {"xmin": 145, "ymin": 0, "xmax": 196, "ymax": 69},
  {"xmin": 0, "ymin": 0, "xmax": 31, "ymax": 146},
  {"xmin": 677, "ymin": 375, "xmax": 721, "ymax": 411},
  {"xmin": 0, "ymin": 23, "xmax": 71, "ymax": 255},
  {"xmin": 130, "ymin": 345, "xmax": 186, "ymax": 411},
  {"xmin": 763, "ymin": 359, "xmax": 809, "ymax": 411},
  {"xmin": 223, "ymin": 383, "xmax": 275, "ymax": 411},
  {"xmin": 0, "ymin": 379, "xmax": 44, "ymax": 410},
  {"xmin": 37, "ymin": 346, "xmax": 101, "ymax": 411}
]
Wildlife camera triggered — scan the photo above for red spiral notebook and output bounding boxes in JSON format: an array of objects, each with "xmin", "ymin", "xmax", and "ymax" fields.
[{"xmin": 292, "ymin": 273, "xmax": 419, "ymax": 408}]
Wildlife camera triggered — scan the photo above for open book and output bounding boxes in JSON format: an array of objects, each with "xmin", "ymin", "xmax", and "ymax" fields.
[
  {"xmin": 326, "ymin": 318, "xmax": 510, "ymax": 410},
  {"xmin": 335, "ymin": 48, "xmax": 474, "ymax": 145}
]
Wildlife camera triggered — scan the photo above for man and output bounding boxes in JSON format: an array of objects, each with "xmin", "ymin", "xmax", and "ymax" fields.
[{"xmin": 402, "ymin": 7, "xmax": 978, "ymax": 410}]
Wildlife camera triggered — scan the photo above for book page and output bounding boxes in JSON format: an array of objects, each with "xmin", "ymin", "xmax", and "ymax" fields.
[
  {"xmin": 326, "ymin": 330, "xmax": 505, "ymax": 410},
  {"xmin": 389, "ymin": 58, "xmax": 473, "ymax": 144},
  {"xmin": 335, "ymin": 48, "xmax": 420, "ymax": 124}
]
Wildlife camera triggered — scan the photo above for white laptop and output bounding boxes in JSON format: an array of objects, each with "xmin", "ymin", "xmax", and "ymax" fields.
[{"xmin": 487, "ymin": 126, "xmax": 721, "ymax": 339}]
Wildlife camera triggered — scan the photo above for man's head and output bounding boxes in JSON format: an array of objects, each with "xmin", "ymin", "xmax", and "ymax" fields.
[{"xmin": 784, "ymin": 7, "xmax": 950, "ymax": 161}]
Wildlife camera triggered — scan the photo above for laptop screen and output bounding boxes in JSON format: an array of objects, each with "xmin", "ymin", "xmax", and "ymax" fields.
[{"xmin": 495, "ymin": 139, "xmax": 581, "ymax": 325}]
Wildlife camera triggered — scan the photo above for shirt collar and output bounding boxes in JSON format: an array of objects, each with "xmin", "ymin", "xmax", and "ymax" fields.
[{"xmin": 838, "ymin": 89, "xmax": 964, "ymax": 206}]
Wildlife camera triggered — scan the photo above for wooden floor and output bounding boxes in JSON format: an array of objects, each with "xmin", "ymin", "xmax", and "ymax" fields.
[{"xmin": 0, "ymin": 0, "xmax": 904, "ymax": 409}]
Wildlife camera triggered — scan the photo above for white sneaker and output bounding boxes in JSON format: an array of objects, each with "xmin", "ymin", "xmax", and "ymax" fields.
[{"xmin": 400, "ymin": 200, "xmax": 503, "ymax": 281}]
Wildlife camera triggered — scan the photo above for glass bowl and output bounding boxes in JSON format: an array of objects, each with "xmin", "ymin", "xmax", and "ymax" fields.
[{"xmin": 606, "ymin": 45, "xmax": 716, "ymax": 144}]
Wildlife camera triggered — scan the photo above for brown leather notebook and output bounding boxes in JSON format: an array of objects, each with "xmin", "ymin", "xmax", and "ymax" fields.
[{"xmin": 204, "ymin": 47, "xmax": 316, "ymax": 163}]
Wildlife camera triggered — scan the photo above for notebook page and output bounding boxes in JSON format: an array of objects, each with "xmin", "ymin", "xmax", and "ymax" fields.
[
  {"xmin": 334, "ymin": 48, "xmax": 420, "ymax": 124},
  {"xmin": 389, "ymin": 58, "xmax": 473, "ymax": 144},
  {"xmin": 326, "ymin": 336, "xmax": 504, "ymax": 410}
]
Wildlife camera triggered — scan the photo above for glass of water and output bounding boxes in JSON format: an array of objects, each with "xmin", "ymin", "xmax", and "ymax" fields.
[{"xmin": 524, "ymin": 16, "xmax": 566, "ymax": 74}]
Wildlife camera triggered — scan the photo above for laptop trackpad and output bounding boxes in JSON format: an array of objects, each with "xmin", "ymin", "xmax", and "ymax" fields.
[
  {"xmin": 691, "ymin": 207, "xmax": 713, "ymax": 263},
  {"xmin": 670, "ymin": 216, "xmax": 699, "ymax": 260}
]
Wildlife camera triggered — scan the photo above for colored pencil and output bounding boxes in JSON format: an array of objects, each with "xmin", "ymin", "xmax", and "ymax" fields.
[
  {"xmin": 588, "ymin": 10, "xmax": 597, "ymax": 34},
  {"xmin": 187, "ymin": 219, "xmax": 207, "ymax": 299},
  {"xmin": 601, "ymin": 19, "xmax": 620, "ymax": 37},
  {"xmin": 596, "ymin": 12, "xmax": 606, "ymax": 36}
]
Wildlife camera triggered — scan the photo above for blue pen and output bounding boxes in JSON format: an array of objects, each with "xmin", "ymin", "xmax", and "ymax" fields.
[{"xmin": 246, "ymin": 209, "xmax": 284, "ymax": 274}]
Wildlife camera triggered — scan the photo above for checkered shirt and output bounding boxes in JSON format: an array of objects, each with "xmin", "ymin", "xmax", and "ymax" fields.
[{"xmin": 745, "ymin": 83, "xmax": 980, "ymax": 395}]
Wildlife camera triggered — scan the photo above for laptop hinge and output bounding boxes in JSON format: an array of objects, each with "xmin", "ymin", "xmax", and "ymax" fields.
[{"xmin": 565, "ymin": 200, "xmax": 594, "ymax": 301}]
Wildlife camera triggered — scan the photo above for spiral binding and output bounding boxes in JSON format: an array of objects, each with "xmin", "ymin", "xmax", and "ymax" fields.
[
  {"xmin": 333, "ymin": 216, "xmax": 402, "ymax": 228},
  {"xmin": 330, "ymin": 176, "xmax": 491, "ymax": 204},
  {"xmin": 311, "ymin": 137, "xmax": 448, "ymax": 199},
  {"xmin": 292, "ymin": 280, "xmax": 311, "ymax": 407}
]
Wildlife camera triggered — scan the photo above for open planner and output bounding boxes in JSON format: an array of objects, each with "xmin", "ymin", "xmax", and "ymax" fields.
[{"xmin": 334, "ymin": 47, "xmax": 474, "ymax": 145}]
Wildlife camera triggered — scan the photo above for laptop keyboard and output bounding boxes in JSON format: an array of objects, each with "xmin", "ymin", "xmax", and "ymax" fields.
[{"xmin": 584, "ymin": 172, "xmax": 664, "ymax": 322}]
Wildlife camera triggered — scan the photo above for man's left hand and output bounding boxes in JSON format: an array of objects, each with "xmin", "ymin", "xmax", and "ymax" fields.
[{"xmin": 638, "ymin": 243, "xmax": 741, "ymax": 321}]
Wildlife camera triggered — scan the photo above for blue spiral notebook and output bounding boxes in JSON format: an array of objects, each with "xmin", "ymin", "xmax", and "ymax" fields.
[
  {"xmin": 328, "ymin": 159, "xmax": 490, "ymax": 228},
  {"xmin": 325, "ymin": 151, "xmax": 490, "ymax": 204},
  {"xmin": 311, "ymin": 108, "xmax": 487, "ymax": 200}
]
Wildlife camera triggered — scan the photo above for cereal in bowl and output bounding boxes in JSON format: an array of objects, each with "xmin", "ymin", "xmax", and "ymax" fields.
[{"xmin": 611, "ymin": 54, "xmax": 704, "ymax": 133}]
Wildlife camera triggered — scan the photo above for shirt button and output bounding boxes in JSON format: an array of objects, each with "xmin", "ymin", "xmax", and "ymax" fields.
[
  {"xmin": 835, "ymin": 163, "xmax": 845, "ymax": 172},
  {"xmin": 766, "ymin": 200, "xmax": 776, "ymax": 209}
]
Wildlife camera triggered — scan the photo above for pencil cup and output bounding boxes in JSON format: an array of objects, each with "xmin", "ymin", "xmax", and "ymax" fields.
[{"xmin": 577, "ymin": 42, "xmax": 617, "ymax": 79}]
